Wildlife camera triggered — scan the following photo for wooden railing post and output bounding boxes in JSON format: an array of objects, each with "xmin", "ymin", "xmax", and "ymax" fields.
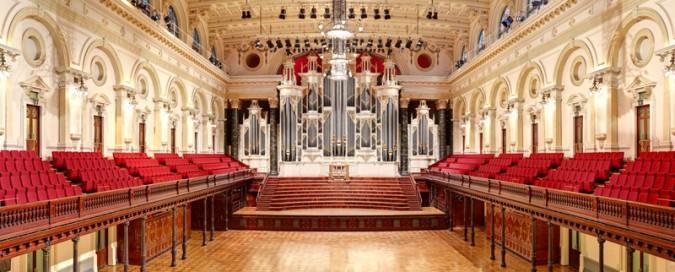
[{"xmin": 78, "ymin": 196, "xmax": 84, "ymax": 217}]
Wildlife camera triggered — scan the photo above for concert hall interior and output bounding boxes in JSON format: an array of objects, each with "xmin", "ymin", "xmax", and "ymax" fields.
[{"xmin": 0, "ymin": 0, "xmax": 674, "ymax": 271}]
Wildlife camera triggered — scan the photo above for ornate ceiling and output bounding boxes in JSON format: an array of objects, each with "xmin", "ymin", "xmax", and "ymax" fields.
[{"xmin": 188, "ymin": 0, "xmax": 490, "ymax": 52}]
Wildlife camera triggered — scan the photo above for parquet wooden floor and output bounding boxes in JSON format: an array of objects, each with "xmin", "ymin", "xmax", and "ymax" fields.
[{"xmin": 100, "ymin": 227, "xmax": 577, "ymax": 272}]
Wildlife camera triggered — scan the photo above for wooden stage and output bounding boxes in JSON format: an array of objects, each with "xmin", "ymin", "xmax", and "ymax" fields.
[{"xmin": 229, "ymin": 207, "xmax": 449, "ymax": 231}]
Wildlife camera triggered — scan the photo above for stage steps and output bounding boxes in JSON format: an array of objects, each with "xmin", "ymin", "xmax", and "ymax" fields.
[{"xmin": 256, "ymin": 177, "xmax": 422, "ymax": 211}]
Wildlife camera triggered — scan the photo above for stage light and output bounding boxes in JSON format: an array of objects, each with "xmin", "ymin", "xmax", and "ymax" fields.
[
  {"xmin": 377, "ymin": 38, "xmax": 383, "ymax": 48},
  {"xmin": 432, "ymin": 11, "xmax": 438, "ymax": 20},
  {"xmin": 367, "ymin": 39, "xmax": 373, "ymax": 48},
  {"xmin": 279, "ymin": 8, "xmax": 286, "ymax": 19},
  {"xmin": 299, "ymin": 8, "xmax": 306, "ymax": 19},
  {"xmin": 324, "ymin": 8, "xmax": 331, "ymax": 19},
  {"xmin": 310, "ymin": 6, "xmax": 317, "ymax": 19},
  {"xmin": 384, "ymin": 9, "xmax": 391, "ymax": 20},
  {"xmin": 254, "ymin": 39, "xmax": 263, "ymax": 49},
  {"xmin": 426, "ymin": 10, "xmax": 433, "ymax": 19},
  {"xmin": 294, "ymin": 38, "xmax": 300, "ymax": 48},
  {"xmin": 405, "ymin": 39, "xmax": 412, "ymax": 49},
  {"xmin": 276, "ymin": 39, "xmax": 283, "ymax": 48},
  {"xmin": 285, "ymin": 39, "xmax": 292, "ymax": 48},
  {"xmin": 385, "ymin": 38, "xmax": 392, "ymax": 48},
  {"xmin": 394, "ymin": 39, "xmax": 402, "ymax": 48},
  {"xmin": 266, "ymin": 40, "xmax": 274, "ymax": 49},
  {"xmin": 304, "ymin": 39, "xmax": 310, "ymax": 48},
  {"xmin": 360, "ymin": 7, "xmax": 367, "ymax": 19},
  {"xmin": 348, "ymin": 8, "xmax": 356, "ymax": 19},
  {"xmin": 501, "ymin": 16, "xmax": 514, "ymax": 28},
  {"xmin": 374, "ymin": 8, "xmax": 381, "ymax": 20}
]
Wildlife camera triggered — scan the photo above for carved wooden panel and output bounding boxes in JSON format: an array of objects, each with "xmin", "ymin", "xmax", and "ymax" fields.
[
  {"xmin": 118, "ymin": 207, "xmax": 191, "ymax": 265},
  {"xmin": 486, "ymin": 205, "xmax": 560, "ymax": 265}
]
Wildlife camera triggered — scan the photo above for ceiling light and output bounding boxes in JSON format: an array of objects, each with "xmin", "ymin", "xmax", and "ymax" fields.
[
  {"xmin": 299, "ymin": 8, "xmax": 306, "ymax": 19},
  {"xmin": 377, "ymin": 38, "xmax": 383, "ymax": 48},
  {"xmin": 374, "ymin": 8, "xmax": 381, "ymax": 20},
  {"xmin": 279, "ymin": 8, "xmax": 286, "ymax": 19},
  {"xmin": 367, "ymin": 39, "xmax": 373, "ymax": 48},
  {"xmin": 405, "ymin": 39, "xmax": 412, "ymax": 49},
  {"xmin": 432, "ymin": 11, "xmax": 438, "ymax": 20},
  {"xmin": 276, "ymin": 39, "xmax": 283, "ymax": 48},
  {"xmin": 294, "ymin": 39, "xmax": 300, "ymax": 48},
  {"xmin": 324, "ymin": 8, "xmax": 331, "ymax": 19},
  {"xmin": 394, "ymin": 39, "xmax": 402, "ymax": 48},
  {"xmin": 254, "ymin": 39, "xmax": 263, "ymax": 49},
  {"xmin": 310, "ymin": 7, "xmax": 317, "ymax": 19},
  {"xmin": 285, "ymin": 39, "xmax": 292, "ymax": 48},
  {"xmin": 385, "ymin": 39, "xmax": 392, "ymax": 48},
  {"xmin": 426, "ymin": 10, "xmax": 433, "ymax": 19},
  {"xmin": 501, "ymin": 16, "xmax": 514, "ymax": 28},
  {"xmin": 348, "ymin": 8, "xmax": 356, "ymax": 19},
  {"xmin": 304, "ymin": 39, "xmax": 310, "ymax": 48},
  {"xmin": 384, "ymin": 9, "xmax": 391, "ymax": 20},
  {"xmin": 360, "ymin": 7, "xmax": 367, "ymax": 19},
  {"xmin": 266, "ymin": 40, "xmax": 274, "ymax": 48}
]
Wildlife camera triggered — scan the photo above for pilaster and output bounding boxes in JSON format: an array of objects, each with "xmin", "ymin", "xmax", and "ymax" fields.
[
  {"xmin": 230, "ymin": 99, "xmax": 240, "ymax": 159},
  {"xmin": 436, "ymin": 99, "xmax": 448, "ymax": 158},
  {"xmin": 56, "ymin": 68, "xmax": 90, "ymax": 150},
  {"xmin": 399, "ymin": 97, "xmax": 410, "ymax": 175},
  {"xmin": 269, "ymin": 96, "xmax": 279, "ymax": 175}
]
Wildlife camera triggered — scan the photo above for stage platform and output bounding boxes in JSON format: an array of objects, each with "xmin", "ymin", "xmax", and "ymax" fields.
[{"xmin": 229, "ymin": 207, "xmax": 448, "ymax": 231}]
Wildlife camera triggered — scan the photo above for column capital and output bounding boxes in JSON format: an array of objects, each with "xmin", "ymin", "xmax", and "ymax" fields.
[
  {"xmin": 229, "ymin": 98, "xmax": 241, "ymax": 109},
  {"xmin": 400, "ymin": 97, "xmax": 410, "ymax": 108},
  {"xmin": 435, "ymin": 99, "xmax": 449, "ymax": 110},
  {"xmin": 0, "ymin": 44, "xmax": 20, "ymax": 75},
  {"xmin": 268, "ymin": 96, "xmax": 279, "ymax": 108},
  {"xmin": 72, "ymin": 235, "xmax": 80, "ymax": 243}
]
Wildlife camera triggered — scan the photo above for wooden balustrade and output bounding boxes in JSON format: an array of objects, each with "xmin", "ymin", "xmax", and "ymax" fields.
[
  {"xmin": 422, "ymin": 170, "xmax": 675, "ymax": 260},
  {"xmin": 0, "ymin": 170, "xmax": 254, "ymax": 240}
]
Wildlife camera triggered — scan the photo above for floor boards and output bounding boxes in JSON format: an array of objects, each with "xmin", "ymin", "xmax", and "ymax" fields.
[{"xmin": 100, "ymin": 227, "xmax": 577, "ymax": 272}]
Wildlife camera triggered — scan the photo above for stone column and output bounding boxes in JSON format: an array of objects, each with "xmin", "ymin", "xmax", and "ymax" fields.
[
  {"xmin": 72, "ymin": 236, "xmax": 80, "ymax": 272},
  {"xmin": 0, "ymin": 45, "xmax": 19, "ymax": 143},
  {"xmin": 436, "ymin": 99, "xmax": 448, "ymax": 158},
  {"xmin": 399, "ymin": 98, "xmax": 410, "ymax": 175},
  {"xmin": 123, "ymin": 221, "xmax": 129, "ymax": 272},
  {"xmin": 230, "ymin": 99, "xmax": 240, "ymax": 159},
  {"xmin": 269, "ymin": 96, "xmax": 279, "ymax": 175},
  {"xmin": 114, "ymin": 84, "xmax": 136, "ymax": 151},
  {"xmin": 223, "ymin": 101, "xmax": 229, "ymax": 155},
  {"xmin": 56, "ymin": 68, "xmax": 89, "ymax": 150},
  {"xmin": 42, "ymin": 240, "xmax": 50, "ymax": 272}
]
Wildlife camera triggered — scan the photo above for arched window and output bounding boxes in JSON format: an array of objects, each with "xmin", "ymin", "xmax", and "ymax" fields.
[
  {"xmin": 476, "ymin": 29, "xmax": 485, "ymax": 54},
  {"xmin": 498, "ymin": 7, "xmax": 511, "ymax": 39},
  {"xmin": 192, "ymin": 28, "xmax": 201, "ymax": 53},
  {"xmin": 165, "ymin": 6, "xmax": 180, "ymax": 38}
]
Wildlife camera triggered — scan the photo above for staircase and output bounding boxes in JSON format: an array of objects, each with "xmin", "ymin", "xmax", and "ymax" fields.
[{"xmin": 256, "ymin": 177, "xmax": 422, "ymax": 211}]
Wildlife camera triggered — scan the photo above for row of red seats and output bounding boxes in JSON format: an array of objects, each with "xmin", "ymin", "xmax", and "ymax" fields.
[
  {"xmin": 639, "ymin": 151, "xmax": 675, "ymax": 160},
  {"xmin": 515, "ymin": 159, "xmax": 554, "ymax": 175},
  {"xmin": 1, "ymin": 172, "xmax": 70, "ymax": 191},
  {"xmin": 623, "ymin": 160, "xmax": 673, "ymax": 175},
  {"xmin": 63, "ymin": 158, "xmax": 117, "ymax": 180},
  {"xmin": 136, "ymin": 166, "xmax": 182, "ymax": 184},
  {"xmin": 174, "ymin": 165, "xmax": 209, "ymax": 178},
  {"xmin": 594, "ymin": 187, "xmax": 672, "ymax": 206},
  {"xmin": 163, "ymin": 158, "xmax": 190, "ymax": 170},
  {"xmin": 494, "ymin": 167, "xmax": 539, "ymax": 184},
  {"xmin": 605, "ymin": 173, "xmax": 673, "ymax": 191},
  {"xmin": 52, "ymin": 151, "xmax": 101, "ymax": 169},
  {"xmin": 123, "ymin": 159, "xmax": 161, "ymax": 175},
  {"xmin": 199, "ymin": 162, "xmax": 247, "ymax": 174},
  {"xmin": 528, "ymin": 153, "xmax": 564, "ymax": 167},
  {"xmin": 468, "ymin": 154, "xmax": 522, "ymax": 178},
  {"xmin": 80, "ymin": 168, "xmax": 140, "ymax": 192},
  {"xmin": 1, "ymin": 185, "xmax": 82, "ymax": 206},
  {"xmin": 0, "ymin": 159, "xmax": 52, "ymax": 173},
  {"xmin": 558, "ymin": 159, "xmax": 611, "ymax": 180},
  {"xmin": 153, "ymin": 153, "xmax": 180, "ymax": 164},
  {"xmin": 535, "ymin": 170, "xmax": 597, "ymax": 192},
  {"xmin": 0, "ymin": 150, "xmax": 39, "ymax": 160},
  {"xmin": 573, "ymin": 152, "xmax": 623, "ymax": 169}
]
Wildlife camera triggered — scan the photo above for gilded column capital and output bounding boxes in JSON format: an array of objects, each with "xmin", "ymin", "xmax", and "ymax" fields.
[
  {"xmin": 435, "ymin": 99, "xmax": 448, "ymax": 110},
  {"xmin": 268, "ymin": 97, "xmax": 279, "ymax": 109},
  {"xmin": 229, "ymin": 98, "xmax": 241, "ymax": 109},
  {"xmin": 399, "ymin": 97, "xmax": 410, "ymax": 108}
]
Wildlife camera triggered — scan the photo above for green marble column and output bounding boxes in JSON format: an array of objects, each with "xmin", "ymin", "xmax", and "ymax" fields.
[
  {"xmin": 399, "ymin": 98, "xmax": 410, "ymax": 175},
  {"xmin": 269, "ymin": 96, "xmax": 279, "ymax": 175}
]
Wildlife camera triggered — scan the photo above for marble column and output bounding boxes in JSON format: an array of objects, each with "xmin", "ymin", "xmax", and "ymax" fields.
[
  {"xmin": 399, "ymin": 98, "xmax": 410, "ymax": 175},
  {"xmin": 436, "ymin": 99, "xmax": 448, "ymax": 158},
  {"xmin": 269, "ymin": 96, "xmax": 279, "ymax": 175},
  {"xmin": 230, "ymin": 99, "xmax": 240, "ymax": 159}
]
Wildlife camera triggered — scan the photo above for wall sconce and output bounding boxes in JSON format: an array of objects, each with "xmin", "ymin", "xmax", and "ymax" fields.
[
  {"xmin": 589, "ymin": 75, "xmax": 603, "ymax": 93},
  {"xmin": 665, "ymin": 51, "xmax": 675, "ymax": 76},
  {"xmin": 539, "ymin": 90, "xmax": 551, "ymax": 105}
]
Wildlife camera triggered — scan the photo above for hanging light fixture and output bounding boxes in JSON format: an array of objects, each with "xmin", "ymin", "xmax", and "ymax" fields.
[
  {"xmin": 384, "ymin": 9, "xmax": 391, "ymax": 20},
  {"xmin": 279, "ymin": 8, "xmax": 287, "ymax": 19},
  {"xmin": 299, "ymin": 7, "xmax": 306, "ymax": 19},
  {"xmin": 310, "ymin": 6, "xmax": 317, "ymax": 19},
  {"xmin": 324, "ymin": 7, "xmax": 331, "ymax": 19},
  {"xmin": 348, "ymin": 7, "xmax": 356, "ymax": 19}
]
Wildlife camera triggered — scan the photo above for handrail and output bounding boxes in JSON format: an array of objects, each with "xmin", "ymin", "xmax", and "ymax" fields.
[
  {"xmin": 408, "ymin": 175, "xmax": 422, "ymax": 205},
  {"xmin": 422, "ymin": 170, "xmax": 675, "ymax": 247},
  {"xmin": 255, "ymin": 173, "xmax": 269, "ymax": 206},
  {"xmin": 0, "ymin": 169, "xmax": 254, "ymax": 240}
]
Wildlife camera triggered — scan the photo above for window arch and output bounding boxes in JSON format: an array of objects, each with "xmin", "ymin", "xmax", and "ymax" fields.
[
  {"xmin": 498, "ymin": 7, "xmax": 511, "ymax": 39},
  {"xmin": 476, "ymin": 29, "xmax": 485, "ymax": 54},
  {"xmin": 165, "ymin": 6, "xmax": 180, "ymax": 38},
  {"xmin": 192, "ymin": 28, "xmax": 201, "ymax": 53}
]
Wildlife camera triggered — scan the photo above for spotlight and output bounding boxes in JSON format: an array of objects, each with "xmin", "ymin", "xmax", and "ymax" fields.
[
  {"xmin": 385, "ymin": 38, "xmax": 392, "ymax": 48},
  {"xmin": 374, "ymin": 8, "xmax": 381, "ymax": 20},
  {"xmin": 294, "ymin": 39, "xmax": 300, "ymax": 48},
  {"xmin": 310, "ymin": 6, "xmax": 317, "ymax": 19},
  {"xmin": 432, "ymin": 11, "xmax": 438, "ymax": 20},
  {"xmin": 348, "ymin": 8, "xmax": 356, "ymax": 19},
  {"xmin": 426, "ymin": 10, "xmax": 432, "ymax": 19},
  {"xmin": 416, "ymin": 39, "xmax": 424, "ymax": 50},
  {"xmin": 266, "ymin": 40, "xmax": 274, "ymax": 49},
  {"xmin": 276, "ymin": 39, "xmax": 283, "ymax": 48},
  {"xmin": 299, "ymin": 8, "xmax": 306, "ymax": 19},
  {"xmin": 286, "ymin": 49, "xmax": 292, "ymax": 55},
  {"xmin": 285, "ymin": 39, "xmax": 292, "ymax": 48},
  {"xmin": 384, "ymin": 9, "xmax": 391, "ymax": 20},
  {"xmin": 151, "ymin": 10, "xmax": 160, "ymax": 21},
  {"xmin": 377, "ymin": 38, "xmax": 383, "ymax": 48},
  {"xmin": 366, "ymin": 39, "xmax": 373, "ymax": 48},
  {"xmin": 360, "ymin": 7, "xmax": 367, "ymax": 19},
  {"xmin": 254, "ymin": 39, "xmax": 263, "ymax": 49},
  {"xmin": 304, "ymin": 39, "xmax": 310, "ymax": 48},
  {"xmin": 324, "ymin": 8, "xmax": 331, "ymax": 19},
  {"xmin": 405, "ymin": 39, "xmax": 412, "ymax": 49},
  {"xmin": 516, "ymin": 15, "xmax": 526, "ymax": 22},
  {"xmin": 394, "ymin": 39, "xmax": 402, "ymax": 48},
  {"xmin": 279, "ymin": 8, "xmax": 286, "ymax": 19}
]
